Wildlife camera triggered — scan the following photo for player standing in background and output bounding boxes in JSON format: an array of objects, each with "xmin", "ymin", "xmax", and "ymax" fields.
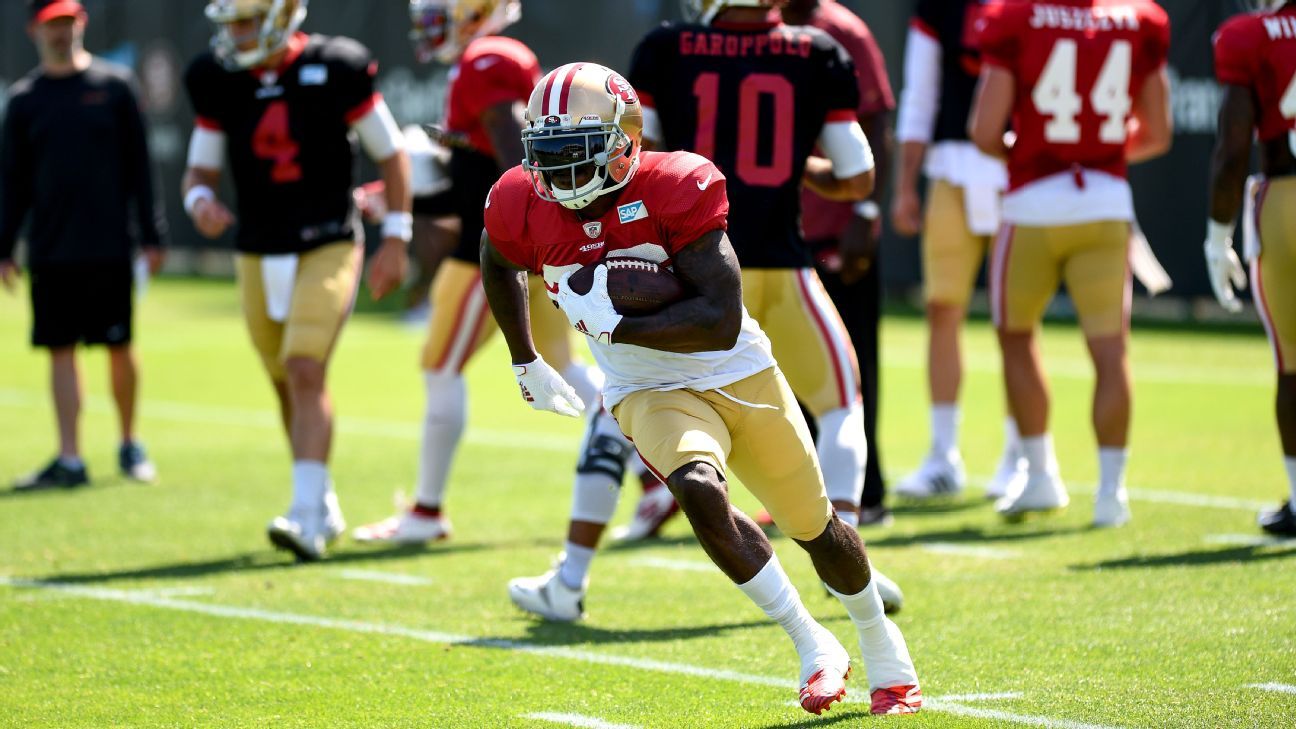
[
  {"xmin": 1, "ymin": 0, "xmax": 166, "ymax": 490},
  {"xmin": 181, "ymin": 0, "xmax": 412, "ymax": 560},
  {"xmin": 891, "ymin": 0, "xmax": 1024, "ymax": 502},
  {"xmin": 782, "ymin": 0, "xmax": 896, "ymax": 524},
  {"xmin": 1206, "ymin": 0, "xmax": 1296, "ymax": 536},
  {"xmin": 351, "ymin": 0, "xmax": 604, "ymax": 545},
  {"xmin": 970, "ymin": 0, "xmax": 1172, "ymax": 526},
  {"xmin": 482, "ymin": 63, "xmax": 921, "ymax": 715}
]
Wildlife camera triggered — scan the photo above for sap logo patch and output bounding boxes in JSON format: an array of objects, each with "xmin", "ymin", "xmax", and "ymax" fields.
[
  {"xmin": 617, "ymin": 201, "xmax": 649, "ymax": 224},
  {"xmin": 299, "ymin": 64, "xmax": 329, "ymax": 86}
]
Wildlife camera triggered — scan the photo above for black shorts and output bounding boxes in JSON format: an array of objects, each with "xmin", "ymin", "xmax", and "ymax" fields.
[{"xmin": 29, "ymin": 263, "xmax": 133, "ymax": 348}]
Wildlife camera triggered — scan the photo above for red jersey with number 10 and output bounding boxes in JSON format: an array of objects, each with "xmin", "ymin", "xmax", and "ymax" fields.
[
  {"xmin": 1214, "ymin": 5, "xmax": 1296, "ymax": 144},
  {"xmin": 976, "ymin": 0, "xmax": 1169, "ymax": 191}
]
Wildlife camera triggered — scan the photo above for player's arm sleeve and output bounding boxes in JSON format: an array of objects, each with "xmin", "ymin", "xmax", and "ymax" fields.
[
  {"xmin": 1139, "ymin": 5, "xmax": 1172, "ymax": 77},
  {"xmin": 458, "ymin": 53, "xmax": 533, "ymax": 123},
  {"xmin": 974, "ymin": 3, "xmax": 1017, "ymax": 72},
  {"xmin": 818, "ymin": 121, "xmax": 875, "ymax": 178},
  {"xmin": 628, "ymin": 30, "xmax": 666, "ymax": 142},
  {"xmin": 0, "ymin": 96, "xmax": 32, "ymax": 261},
  {"xmin": 822, "ymin": 36, "xmax": 862, "ymax": 124},
  {"xmin": 183, "ymin": 59, "xmax": 226, "ymax": 171},
  {"xmin": 329, "ymin": 42, "xmax": 404, "ymax": 162},
  {"xmin": 852, "ymin": 22, "xmax": 895, "ymax": 116},
  {"xmin": 1213, "ymin": 23, "xmax": 1254, "ymax": 86},
  {"xmin": 661, "ymin": 161, "xmax": 729, "ymax": 253},
  {"xmin": 482, "ymin": 180, "xmax": 533, "ymax": 272},
  {"xmin": 119, "ymin": 75, "xmax": 168, "ymax": 249},
  {"xmin": 895, "ymin": 23, "xmax": 942, "ymax": 143}
]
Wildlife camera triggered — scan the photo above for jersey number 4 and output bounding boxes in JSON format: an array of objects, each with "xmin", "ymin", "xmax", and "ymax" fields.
[
  {"xmin": 693, "ymin": 72, "xmax": 794, "ymax": 187},
  {"xmin": 1032, "ymin": 39, "xmax": 1132, "ymax": 145},
  {"xmin": 253, "ymin": 101, "xmax": 303, "ymax": 184}
]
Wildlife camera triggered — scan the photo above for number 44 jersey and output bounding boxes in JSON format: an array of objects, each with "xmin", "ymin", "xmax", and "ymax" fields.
[
  {"xmin": 628, "ymin": 18, "xmax": 860, "ymax": 269},
  {"xmin": 184, "ymin": 33, "xmax": 379, "ymax": 254}
]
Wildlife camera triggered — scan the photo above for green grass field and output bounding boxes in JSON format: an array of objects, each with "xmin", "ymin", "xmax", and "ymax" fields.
[{"xmin": 1, "ymin": 278, "xmax": 1293, "ymax": 728}]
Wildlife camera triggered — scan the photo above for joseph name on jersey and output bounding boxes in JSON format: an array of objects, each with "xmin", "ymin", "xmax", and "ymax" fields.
[
  {"xmin": 977, "ymin": 0, "xmax": 1169, "ymax": 225},
  {"xmin": 184, "ymin": 33, "xmax": 378, "ymax": 254},
  {"xmin": 484, "ymin": 151, "xmax": 775, "ymax": 407},
  {"xmin": 628, "ymin": 20, "xmax": 859, "ymax": 269}
]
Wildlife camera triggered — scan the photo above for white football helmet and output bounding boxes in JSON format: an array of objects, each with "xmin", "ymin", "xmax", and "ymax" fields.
[
  {"xmin": 680, "ymin": 0, "xmax": 782, "ymax": 25},
  {"xmin": 522, "ymin": 63, "xmax": 644, "ymax": 211},
  {"xmin": 205, "ymin": 0, "xmax": 308, "ymax": 70},
  {"xmin": 409, "ymin": 0, "xmax": 521, "ymax": 64}
]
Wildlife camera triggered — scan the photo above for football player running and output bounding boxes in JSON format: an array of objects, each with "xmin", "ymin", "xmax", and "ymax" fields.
[
  {"xmin": 181, "ymin": 0, "xmax": 413, "ymax": 560},
  {"xmin": 480, "ymin": 62, "xmax": 921, "ymax": 716},
  {"xmin": 969, "ymin": 0, "xmax": 1172, "ymax": 526},
  {"xmin": 351, "ymin": 0, "xmax": 603, "ymax": 546},
  {"xmin": 1207, "ymin": 0, "xmax": 1296, "ymax": 536},
  {"xmin": 891, "ymin": 0, "xmax": 1025, "ymax": 502}
]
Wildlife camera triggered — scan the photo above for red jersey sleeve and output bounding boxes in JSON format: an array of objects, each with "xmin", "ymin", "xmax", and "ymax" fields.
[
  {"xmin": 1213, "ymin": 15, "xmax": 1261, "ymax": 87},
  {"xmin": 483, "ymin": 168, "xmax": 535, "ymax": 272},
  {"xmin": 457, "ymin": 43, "xmax": 540, "ymax": 122},
  {"xmin": 974, "ymin": 1, "xmax": 1021, "ymax": 71},
  {"xmin": 1136, "ymin": 2, "xmax": 1171, "ymax": 79},
  {"xmin": 651, "ymin": 154, "xmax": 729, "ymax": 255}
]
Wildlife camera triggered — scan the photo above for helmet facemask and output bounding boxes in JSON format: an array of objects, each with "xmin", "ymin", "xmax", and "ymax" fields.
[
  {"xmin": 679, "ymin": 0, "xmax": 778, "ymax": 25},
  {"xmin": 523, "ymin": 118, "xmax": 638, "ymax": 211},
  {"xmin": 409, "ymin": 0, "xmax": 521, "ymax": 65},
  {"xmin": 206, "ymin": 0, "xmax": 308, "ymax": 71}
]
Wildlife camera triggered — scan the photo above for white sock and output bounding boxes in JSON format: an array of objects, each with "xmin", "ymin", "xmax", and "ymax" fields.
[
  {"xmin": 837, "ymin": 510, "xmax": 860, "ymax": 528},
  {"xmin": 817, "ymin": 403, "xmax": 866, "ymax": 506},
  {"xmin": 570, "ymin": 472, "xmax": 621, "ymax": 524},
  {"xmin": 58, "ymin": 455, "xmax": 84, "ymax": 469},
  {"xmin": 1003, "ymin": 417, "xmax": 1023, "ymax": 459},
  {"xmin": 736, "ymin": 555, "xmax": 821, "ymax": 655},
  {"xmin": 414, "ymin": 371, "xmax": 467, "ymax": 509},
  {"xmin": 1097, "ymin": 447, "xmax": 1129, "ymax": 498},
  {"xmin": 563, "ymin": 362, "xmax": 604, "ymax": 411},
  {"xmin": 931, "ymin": 403, "xmax": 959, "ymax": 455},
  {"xmin": 558, "ymin": 542, "xmax": 596, "ymax": 590},
  {"xmin": 1285, "ymin": 457, "xmax": 1296, "ymax": 505},
  {"xmin": 291, "ymin": 460, "xmax": 329, "ymax": 512},
  {"xmin": 826, "ymin": 579, "xmax": 919, "ymax": 690},
  {"xmin": 1020, "ymin": 434, "xmax": 1058, "ymax": 476}
]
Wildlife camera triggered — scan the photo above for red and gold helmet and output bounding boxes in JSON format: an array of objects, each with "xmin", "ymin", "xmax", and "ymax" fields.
[
  {"xmin": 680, "ymin": 0, "xmax": 782, "ymax": 25},
  {"xmin": 409, "ymin": 0, "xmax": 520, "ymax": 64},
  {"xmin": 204, "ymin": 0, "xmax": 307, "ymax": 70},
  {"xmin": 521, "ymin": 63, "xmax": 644, "ymax": 211}
]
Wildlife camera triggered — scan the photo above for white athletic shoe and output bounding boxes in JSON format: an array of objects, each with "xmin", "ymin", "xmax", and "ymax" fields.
[
  {"xmin": 508, "ymin": 557, "xmax": 586, "ymax": 622},
  {"xmin": 895, "ymin": 450, "xmax": 966, "ymax": 499},
  {"xmin": 797, "ymin": 624, "xmax": 852, "ymax": 715},
  {"xmin": 324, "ymin": 491, "xmax": 346, "ymax": 543},
  {"xmin": 995, "ymin": 471, "xmax": 1069, "ymax": 520},
  {"xmin": 610, "ymin": 484, "xmax": 680, "ymax": 542},
  {"xmin": 268, "ymin": 504, "xmax": 331, "ymax": 562},
  {"xmin": 352, "ymin": 510, "xmax": 451, "ymax": 544},
  {"xmin": 1092, "ymin": 488, "xmax": 1131, "ymax": 528},
  {"xmin": 985, "ymin": 450, "xmax": 1027, "ymax": 500}
]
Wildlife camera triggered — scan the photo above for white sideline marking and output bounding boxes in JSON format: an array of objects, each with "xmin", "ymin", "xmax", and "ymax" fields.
[
  {"xmin": 522, "ymin": 712, "xmax": 639, "ymax": 729},
  {"xmin": 1204, "ymin": 534, "xmax": 1296, "ymax": 548},
  {"xmin": 626, "ymin": 557, "xmax": 715, "ymax": 573},
  {"xmin": 0, "ymin": 577, "xmax": 1121, "ymax": 729},
  {"xmin": 337, "ymin": 569, "xmax": 433, "ymax": 586},
  {"xmin": 920, "ymin": 543, "xmax": 1020, "ymax": 560},
  {"xmin": 1246, "ymin": 682, "xmax": 1296, "ymax": 695}
]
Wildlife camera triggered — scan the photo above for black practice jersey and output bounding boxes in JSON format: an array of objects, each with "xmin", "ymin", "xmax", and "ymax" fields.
[
  {"xmin": 914, "ymin": 0, "xmax": 988, "ymax": 143},
  {"xmin": 629, "ymin": 21, "xmax": 859, "ymax": 269},
  {"xmin": 183, "ymin": 34, "xmax": 377, "ymax": 254}
]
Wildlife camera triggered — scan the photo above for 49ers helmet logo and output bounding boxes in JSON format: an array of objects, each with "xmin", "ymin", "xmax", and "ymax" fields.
[{"xmin": 606, "ymin": 73, "xmax": 638, "ymax": 106}]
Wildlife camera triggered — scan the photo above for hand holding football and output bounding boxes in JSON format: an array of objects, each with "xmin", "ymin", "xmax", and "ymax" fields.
[{"xmin": 565, "ymin": 258, "xmax": 686, "ymax": 315}]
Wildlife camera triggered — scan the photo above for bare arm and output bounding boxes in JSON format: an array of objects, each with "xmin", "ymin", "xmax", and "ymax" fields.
[
  {"xmin": 969, "ymin": 66, "xmax": 1015, "ymax": 160},
  {"xmin": 1127, "ymin": 66, "xmax": 1173, "ymax": 165},
  {"xmin": 890, "ymin": 140, "xmax": 927, "ymax": 236},
  {"xmin": 1208, "ymin": 84, "xmax": 1256, "ymax": 225},
  {"xmin": 182, "ymin": 165, "xmax": 235, "ymax": 240},
  {"xmin": 480, "ymin": 230, "xmax": 538, "ymax": 365},
  {"xmin": 803, "ymin": 157, "xmax": 874, "ymax": 201},
  {"xmin": 481, "ymin": 100, "xmax": 526, "ymax": 171},
  {"xmin": 613, "ymin": 228, "xmax": 743, "ymax": 353}
]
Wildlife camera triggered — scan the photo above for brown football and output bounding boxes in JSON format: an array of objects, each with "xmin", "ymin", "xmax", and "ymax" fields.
[{"xmin": 566, "ymin": 257, "xmax": 687, "ymax": 315}]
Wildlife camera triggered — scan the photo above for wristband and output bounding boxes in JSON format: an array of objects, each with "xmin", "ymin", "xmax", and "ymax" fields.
[
  {"xmin": 1205, "ymin": 220, "xmax": 1233, "ymax": 250},
  {"xmin": 382, "ymin": 211, "xmax": 414, "ymax": 242},
  {"xmin": 184, "ymin": 185, "xmax": 215, "ymax": 216},
  {"xmin": 853, "ymin": 200, "xmax": 880, "ymax": 220}
]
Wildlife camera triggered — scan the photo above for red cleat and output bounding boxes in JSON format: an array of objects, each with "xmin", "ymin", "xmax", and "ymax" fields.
[
  {"xmin": 799, "ymin": 665, "xmax": 851, "ymax": 715},
  {"xmin": 870, "ymin": 684, "xmax": 922, "ymax": 715}
]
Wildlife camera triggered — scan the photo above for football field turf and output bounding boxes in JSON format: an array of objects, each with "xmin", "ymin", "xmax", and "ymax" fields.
[{"xmin": 1, "ymin": 278, "xmax": 1293, "ymax": 728}]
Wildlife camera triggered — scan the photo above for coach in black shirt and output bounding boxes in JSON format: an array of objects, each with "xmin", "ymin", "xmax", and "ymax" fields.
[{"xmin": 0, "ymin": 0, "xmax": 167, "ymax": 490}]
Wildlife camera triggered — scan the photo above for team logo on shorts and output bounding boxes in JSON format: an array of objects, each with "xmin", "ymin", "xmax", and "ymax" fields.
[
  {"xmin": 583, "ymin": 221, "xmax": 603, "ymax": 239},
  {"xmin": 617, "ymin": 201, "xmax": 649, "ymax": 224}
]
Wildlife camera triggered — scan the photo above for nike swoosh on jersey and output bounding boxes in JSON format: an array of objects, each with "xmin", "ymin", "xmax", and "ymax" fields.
[{"xmin": 697, "ymin": 173, "xmax": 714, "ymax": 191}]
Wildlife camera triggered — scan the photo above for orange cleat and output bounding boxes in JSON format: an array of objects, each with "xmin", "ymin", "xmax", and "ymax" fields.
[
  {"xmin": 798, "ymin": 665, "xmax": 851, "ymax": 715},
  {"xmin": 870, "ymin": 684, "xmax": 922, "ymax": 715}
]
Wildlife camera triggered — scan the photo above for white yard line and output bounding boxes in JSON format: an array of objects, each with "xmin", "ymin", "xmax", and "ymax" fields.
[
  {"xmin": 336, "ymin": 569, "xmax": 434, "ymax": 587},
  {"xmin": 919, "ymin": 543, "xmax": 1020, "ymax": 560},
  {"xmin": 0, "ymin": 577, "xmax": 1122, "ymax": 729},
  {"xmin": 923, "ymin": 472, "xmax": 1273, "ymax": 513},
  {"xmin": 522, "ymin": 712, "xmax": 639, "ymax": 729},
  {"xmin": 1246, "ymin": 682, "xmax": 1296, "ymax": 695},
  {"xmin": 626, "ymin": 557, "xmax": 716, "ymax": 573},
  {"xmin": 1203, "ymin": 534, "xmax": 1296, "ymax": 548},
  {"xmin": 939, "ymin": 692, "xmax": 1025, "ymax": 702}
]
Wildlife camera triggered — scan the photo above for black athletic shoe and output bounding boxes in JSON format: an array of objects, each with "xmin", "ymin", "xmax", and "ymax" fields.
[
  {"xmin": 1258, "ymin": 500, "xmax": 1296, "ymax": 537},
  {"xmin": 13, "ymin": 457, "xmax": 90, "ymax": 491},
  {"xmin": 118, "ymin": 441, "xmax": 157, "ymax": 483}
]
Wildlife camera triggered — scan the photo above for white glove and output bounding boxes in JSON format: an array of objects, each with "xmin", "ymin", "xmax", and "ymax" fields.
[
  {"xmin": 1204, "ymin": 221, "xmax": 1247, "ymax": 313},
  {"xmin": 557, "ymin": 265, "xmax": 624, "ymax": 345},
  {"xmin": 512, "ymin": 355, "xmax": 585, "ymax": 418}
]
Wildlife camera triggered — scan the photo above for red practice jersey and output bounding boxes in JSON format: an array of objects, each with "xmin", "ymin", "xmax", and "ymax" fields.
[
  {"xmin": 977, "ymin": 0, "xmax": 1169, "ymax": 191},
  {"xmin": 445, "ymin": 36, "xmax": 540, "ymax": 158},
  {"xmin": 485, "ymin": 151, "xmax": 728, "ymax": 282},
  {"xmin": 1214, "ymin": 4, "xmax": 1296, "ymax": 144}
]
